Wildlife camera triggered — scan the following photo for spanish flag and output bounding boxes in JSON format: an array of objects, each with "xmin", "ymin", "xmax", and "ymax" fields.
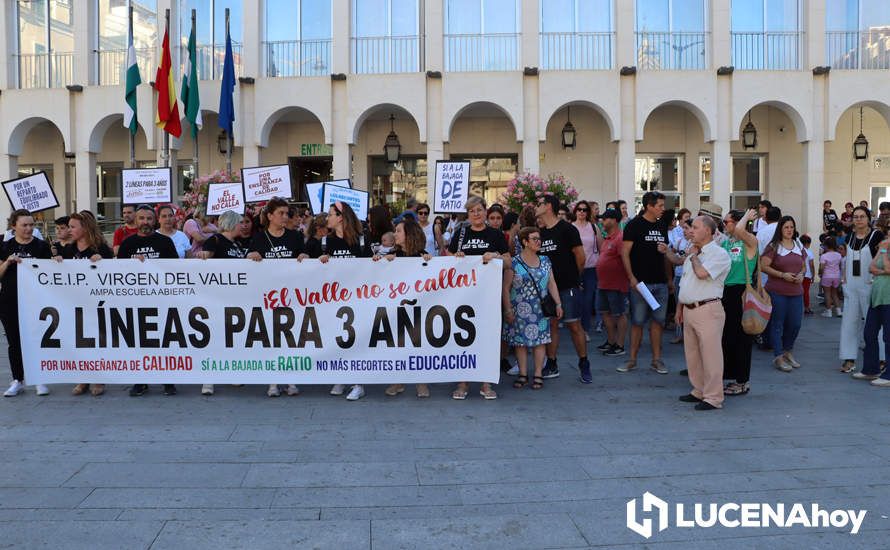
[{"xmin": 154, "ymin": 22, "xmax": 182, "ymax": 138}]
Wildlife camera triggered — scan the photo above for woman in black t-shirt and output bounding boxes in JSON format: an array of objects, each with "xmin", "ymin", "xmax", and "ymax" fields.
[
  {"xmin": 201, "ymin": 211, "xmax": 248, "ymax": 261},
  {"xmin": 446, "ymin": 196, "xmax": 510, "ymax": 400},
  {"xmin": 0, "ymin": 209, "xmax": 53, "ymax": 397},
  {"xmin": 247, "ymin": 198, "xmax": 308, "ymax": 398},
  {"xmin": 316, "ymin": 202, "xmax": 373, "ymax": 401},
  {"xmin": 375, "ymin": 218, "xmax": 432, "ymax": 398},
  {"xmin": 57, "ymin": 212, "xmax": 114, "ymax": 397}
]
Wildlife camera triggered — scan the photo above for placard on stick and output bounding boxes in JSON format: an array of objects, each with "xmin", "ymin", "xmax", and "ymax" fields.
[
  {"xmin": 206, "ymin": 182, "xmax": 245, "ymax": 216},
  {"xmin": 433, "ymin": 161, "xmax": 470, "ymax": 213},
  {"xmin": 241, "ymin": 165, "xmax": 293, "ymax": 203},
  {"xmin": 321, "ymin": 184, "xmax": 369, "ymax": 221},
  {"xmin": 1, "ymin": 171, "xmax": 60, "ymax": 214},
  {"xmin": 307, "ymin": 179, "xmax": 351, "ymax": 214},
  {"xmin": 122, "ymin": 168, "xmax": 173, "ymax": 205}
]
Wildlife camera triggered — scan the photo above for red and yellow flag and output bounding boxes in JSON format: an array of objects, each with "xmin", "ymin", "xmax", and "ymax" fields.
[{"xmin": 154, "ymin": 24, "xmax": 182, "ymax": 138}]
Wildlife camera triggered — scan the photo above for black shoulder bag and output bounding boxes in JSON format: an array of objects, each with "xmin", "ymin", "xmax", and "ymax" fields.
[{"xmin": 516, "ymin": 257, "xmax": 558, "ymax": 318}]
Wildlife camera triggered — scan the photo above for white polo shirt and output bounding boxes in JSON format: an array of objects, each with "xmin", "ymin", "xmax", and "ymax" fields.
[{"xmin": 678, "ymin": 240, "xmax": 731, "ymax": 304}]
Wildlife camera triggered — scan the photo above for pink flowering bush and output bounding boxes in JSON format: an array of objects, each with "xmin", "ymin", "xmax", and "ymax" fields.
[
  {"xmin": 181, "ymin": 170, "xmax": 242, "ymax": 217},
  {"xmin": 501, "ymin": 172, "xmax": 579, "ymax": 213}
]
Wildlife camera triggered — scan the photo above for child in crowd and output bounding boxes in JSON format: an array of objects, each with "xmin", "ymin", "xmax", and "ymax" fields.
[
  {"xmin": 375, "ymin": 231, "xmax": 396, "ymax": 255},
  {"xmin": 800, "ymin": 234, "xmax": 815, "ymax": 314},
  {"xmin": 819, "ymin": 236, "xmax": 844, "ymax": 317}
]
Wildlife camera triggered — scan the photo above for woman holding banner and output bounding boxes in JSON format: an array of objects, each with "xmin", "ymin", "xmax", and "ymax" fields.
[
  {"xmin": 247, "ymin": 198, "xmax": 308, "ymax": 398},
  {"xmin": 309, "ymin": 201, "xmax": 373, "ymax": 401},
  {"xmin": 157, "ymin": 205, "xmax": 190, "ymax": 259},
  {"xmin": 1, "ymin": 209, "xmax": 53, "ymax": 397},
  {"xmin": 56, "ymin": 212, "xmax": 115, "ymax": 396},
  {"xmin": 376, "ymin": 217, "xmax": 433, "ymax": 398},
  {"xmin": 447, "ymin": 196, "xmax": 510, "ymax": 400}
]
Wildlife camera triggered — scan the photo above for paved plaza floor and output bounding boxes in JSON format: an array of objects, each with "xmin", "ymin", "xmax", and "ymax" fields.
[{"xmin": 0, "ymin": 313, "xmax": 889, "ymax": 549}]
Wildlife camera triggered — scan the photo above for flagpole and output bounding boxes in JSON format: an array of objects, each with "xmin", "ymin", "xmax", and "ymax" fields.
[
  {"xmin": 191, "ymin": 9, "xmax": 199, "ymax": 177},
  {"xmin": 225, "ymin": 7, "xmax": 232, "ymax": 174},
  {"xmin": 128, "ymin": 5, "xmax": 136, "ymax": 169},
  {"xmin": 163, "ymin": 8, "xmax": 171, "ymax": 169}
]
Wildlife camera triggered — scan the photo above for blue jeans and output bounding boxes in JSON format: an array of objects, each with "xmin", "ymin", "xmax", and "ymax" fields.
[
  {"xmin": 768, "ymin": 292, "xmax": 803, "ymax": 357},
  {"xmin": 863, "ymin": 304, "xmax": 890, "ymax": 376},
  {"xmin": 580, "ymin": 268, "xmax": 598, "ymax": 333}
]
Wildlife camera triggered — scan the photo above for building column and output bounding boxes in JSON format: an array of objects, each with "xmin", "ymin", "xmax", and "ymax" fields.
[
  {"xmin": 425, "ymin": 0, "xmax": 443, "ymax": 71},
  {"xmin": 711, "ymin": 139, "xmax": 731, "ymax": 209},
  {"xmin": 242, "ymin": 0, "xmax": 261, "ymax": 79},
  {"xmin": 74, "ymin": 151, "xmax": 97, "ymax": 214},
  {"xmin": 242, "ymin": 144, "xmax": 261, "ymax": 168},
  {"xmin": 73, "ymin": 0, "xmax": 92, "ymax": 85},
  {"xmin": 520, "ymin": 0, "xmax": 539, "ymax": 69},
  {"xmin": 617, "ymin": 76, "xmax": 635, "ymax": 201},
  {"xmin": 426, "ymin": 71, "xmax": 444, "ymax": 177},
  {"xmin": 0, "ymin": 2, "xmax": 12, "ymax": 89},
  {"xmin": 804, "ymin": 73, "xmax": 828, "ymax": 239},
  {"xmin": 0, "ymin": 155, "xmax": 18, "ymax": 223},
  {"xmin": 711, "ymin": 0, "xmax": 731, "ymax": 68},
  {"xmin": 331, "ymin": 0, "xmax": 350, "ymax": 74},
  {"xmin": 614, "ymin": 0, "xmax": 635, "ymax": 68},
  {"xmin": 521, "ymin": 73, "xmax": 539, "ymax": 173}
]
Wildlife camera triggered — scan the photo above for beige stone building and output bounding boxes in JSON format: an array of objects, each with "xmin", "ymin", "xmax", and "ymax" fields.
[{"xmin": 2, "ymin": 0, "xmax": 890, "ymax": 239}]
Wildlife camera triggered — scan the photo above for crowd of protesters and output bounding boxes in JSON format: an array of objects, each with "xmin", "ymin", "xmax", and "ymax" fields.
[{"xmin": 3, "ymin": 189, "xmax": 890, "ymax": 407}]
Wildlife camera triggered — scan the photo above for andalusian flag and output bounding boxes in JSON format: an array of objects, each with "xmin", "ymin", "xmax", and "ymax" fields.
[
  {"xmin": 123, "ymin": 19, "xmax": 141, "ymax": 135},
  {"xmin": 180, "ymin": 18, "xmax": 202, "ymax": 139},
  {"xmin": 154, "ymin": 23, "xmax": 182, "ymax": 138}
]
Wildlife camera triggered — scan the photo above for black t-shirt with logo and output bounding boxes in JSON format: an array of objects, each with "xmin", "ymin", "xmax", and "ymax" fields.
[
  {"xmin": 0, "ymin": 238, "xmax": 53, "ymax": 304},
  {"xmin": 116, "ymin": 232, "xmax": 179, "ymax": 259},
  {"xmin": 447, "ymin": 225, "xmax": 509, "ymax": 256},
  {"xmin": 203, "ymin": 234, "xmax": 248, "ymax": 259},
  {"xmin": 823, "ymin": 209, "xmax": 839, "ymax": 229},
  {"xmin": 249, "ymin": 229, "xmax": 305, "ymax": 259},
  {"xmin": 622, "ymin": 215, "xmax": 668, "ymax": 284},
  {"xmin": 539, "ymin": 219, "xmax": 583, "ymax": 290},
  {"xmin": 306, "ymin": 233, "xmax": 372, "ymax": 259},
  {"xmin": 60, "ymin": 242, "xmax": 114, "ymax": 260}
]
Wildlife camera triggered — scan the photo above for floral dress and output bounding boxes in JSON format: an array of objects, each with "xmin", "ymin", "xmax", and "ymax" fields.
[{"xmin": 503, "ymin": 255, "xmax": 553, "ymax": 347}]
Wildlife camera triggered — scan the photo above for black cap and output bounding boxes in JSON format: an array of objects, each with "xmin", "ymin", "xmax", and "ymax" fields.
[{"xmin": 599, "ymin": 209, "xmax": 621, "ymax": 221}]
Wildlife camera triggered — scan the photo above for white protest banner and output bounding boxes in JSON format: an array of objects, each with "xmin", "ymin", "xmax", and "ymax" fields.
[
  {"xmin": 433, "ymin": 161, "xmax": 470, "ymax": 213},
  {"xmin": 122, "ymin": 168, "xmax": 173, "ymax": 205},
  {"xmin": 19, "ymin": 257, "xmax": 500, "ymax": 385},
  {"xmin": 321, "ymin": 183, "xmax": 369, "ymax": 220},
  {"xmin": 307, "ymin": 179, "xmax": 351, "ymax": 214},
  {"xmin": 1, "ymin": 171, "xmax": 60, "ymax": 213},
  {"xmin": 206, "ymin": 182, "xmax": 245, "ymax": 216},
  {"xmin": 241, "ymin": 165, "xmax": 293, "ymax": 203}
]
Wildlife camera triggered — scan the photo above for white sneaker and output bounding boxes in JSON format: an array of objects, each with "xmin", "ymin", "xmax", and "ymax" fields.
[
  {"xmin": 266, "ymin": 384, "xmax": 281, "ymax": 397},
  {"xmin": 3, "ymin": 380, "xmax": 23, "ymax": 397},
  {"xmin": 201, "ymin": 384, "xmax": 214, "ymax": 395},
  {"xmin": 507, "ymin": 364, "xmax": 520, "ymax": 376},
  {"xmin": 346, "ymin": 385, "xmax": 365, "ymax": 401},
  {"xmin": 870, "ymin": 378, "xmax": 890, "ymax": 387},
  {"xmin": 330, "ymin": 384, "xmax": 346, "ymax": 396},
  {"xmin": 585, "ymin": 332, "xmax": 591, "ymax": 342},
  {"xmin": 835, "ymin": 307, "xmax": 843, "ymax": 317},
  {"xmin": 286, "ymin": 384, "xmax": 300, "ymax": 396},
  {"xmin": 820, "ymin": 310, "xmax": 832, "ymax": 318},
  {"xmin": 35, "ymin": 384, "xmax": 50, "ymax": 396}
]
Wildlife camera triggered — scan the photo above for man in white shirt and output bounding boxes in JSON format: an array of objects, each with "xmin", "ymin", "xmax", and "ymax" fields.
[
  {"xmin": 756, "ymin": 206, "xmax": 781, "ymax": 254},
  {"xmin": 676, "ymin": 216, "xmax": 732, "ymax": 410},
  {"xmin": 752, "ymin": 200, "xmax": 772, "ymax": 234}
]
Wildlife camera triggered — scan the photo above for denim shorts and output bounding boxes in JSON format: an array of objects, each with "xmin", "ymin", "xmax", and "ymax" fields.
[
  {"xmin": 559, "ymin": 287, "xmax": 584, "ymax": 323},
  {"xmin": 629, "ymin": 283, "xmax": 669, "ymax": 326},
  {"xmin": 597, "ymin": 289, "xmax": 629, "ymax": 315}
]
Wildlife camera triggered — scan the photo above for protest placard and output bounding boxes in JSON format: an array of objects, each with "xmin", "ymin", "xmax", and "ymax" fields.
[
  {"xmin": 307, "ymin": 179, "xmax": 351, "ymax": 214},
  {"xmin": 433, "ymin": 161, "xmax": 471, "ymax": 213},
  {"xmin": 1, "ymin": 172, "xmax": 60, "ymax": 213},
  {"xmin": 206, "ymin": 182, "xmax": 246, "ymax": 215},
  {"xmin": 122, "ymin": 168, "xmax": 173, "ymax": 205},
  {"xmin": 321, "ymin": 183, "xmax": 369, "ymax": 220},
  {"xmin": 241, "ymin": 165, "xmax": 293, "ymax": 203}
]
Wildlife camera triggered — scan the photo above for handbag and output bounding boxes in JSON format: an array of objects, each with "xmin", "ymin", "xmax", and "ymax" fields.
[
  {"xmin": 741, "ymin": 247, "xmax": 772, "ymax": 335},
  {"xmin": 516, "ymin": 257, "xmax": 558, "ymax": 318}
]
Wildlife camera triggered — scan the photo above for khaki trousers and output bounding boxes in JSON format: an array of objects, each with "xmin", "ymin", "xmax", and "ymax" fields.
[{"xmin": 683, "ymin": 300, "xmax": 726, "ymax": 408}]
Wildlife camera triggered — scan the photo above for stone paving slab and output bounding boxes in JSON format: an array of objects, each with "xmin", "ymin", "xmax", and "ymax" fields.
[
  {"xmin": 148, "ymin": 519, "xmax": 370, "ymax": 550},
  {"xmin": 0, "ymin": 520, "xmax": 164, "ymax": 549}
]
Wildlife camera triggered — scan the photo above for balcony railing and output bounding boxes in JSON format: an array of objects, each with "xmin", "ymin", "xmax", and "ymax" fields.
[
  {"xmin": 17, "ymin": 52, "xmax": 74, "ymax": 89},
  {"xmin": 635, "ymin": 32, "xmax": 708, "ymax": 70},
  {"xmin": 540, "ymin": 32, "xmax": 614, "ymax": 70},
  {"xmin": 265, "ymin": 39, "xmax": 331, "ymax": 77},
  {"xmin": 183, "ymin": 42, "xmax": 243, "ymax": 80},
  {"xmin": 732, "ymin": 31, "xmax": 802, "ymax": 70},
  {"xmin": 444, "ymin": 33, "xmax": 518, "ymax": 72},
  {"xmin": 352, "ymin": 35, "xmax": 422, "ymax": 74},
  {"xmin": 826, "ymin": 29, "xmax": 890, "ymax": 70},
  {"xmin": 97, "ymin": 47, "xmax": 156, "ymax": 85}
]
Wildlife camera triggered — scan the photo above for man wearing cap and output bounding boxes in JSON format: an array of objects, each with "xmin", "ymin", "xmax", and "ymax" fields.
[
  {"xmin": 595, "ymin": 209, "xmax": 630, "ymax": 356},
  {"xmin": 698, "ymin": 202, "xmax": 727, "ymax": 245},
  {"xmin": 676, "ymin": 215, "xmax": 732, "ymax": 410},
  {"xmin": 116, "ymin": 205, "xmax": 179, "ymax": 397}
]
